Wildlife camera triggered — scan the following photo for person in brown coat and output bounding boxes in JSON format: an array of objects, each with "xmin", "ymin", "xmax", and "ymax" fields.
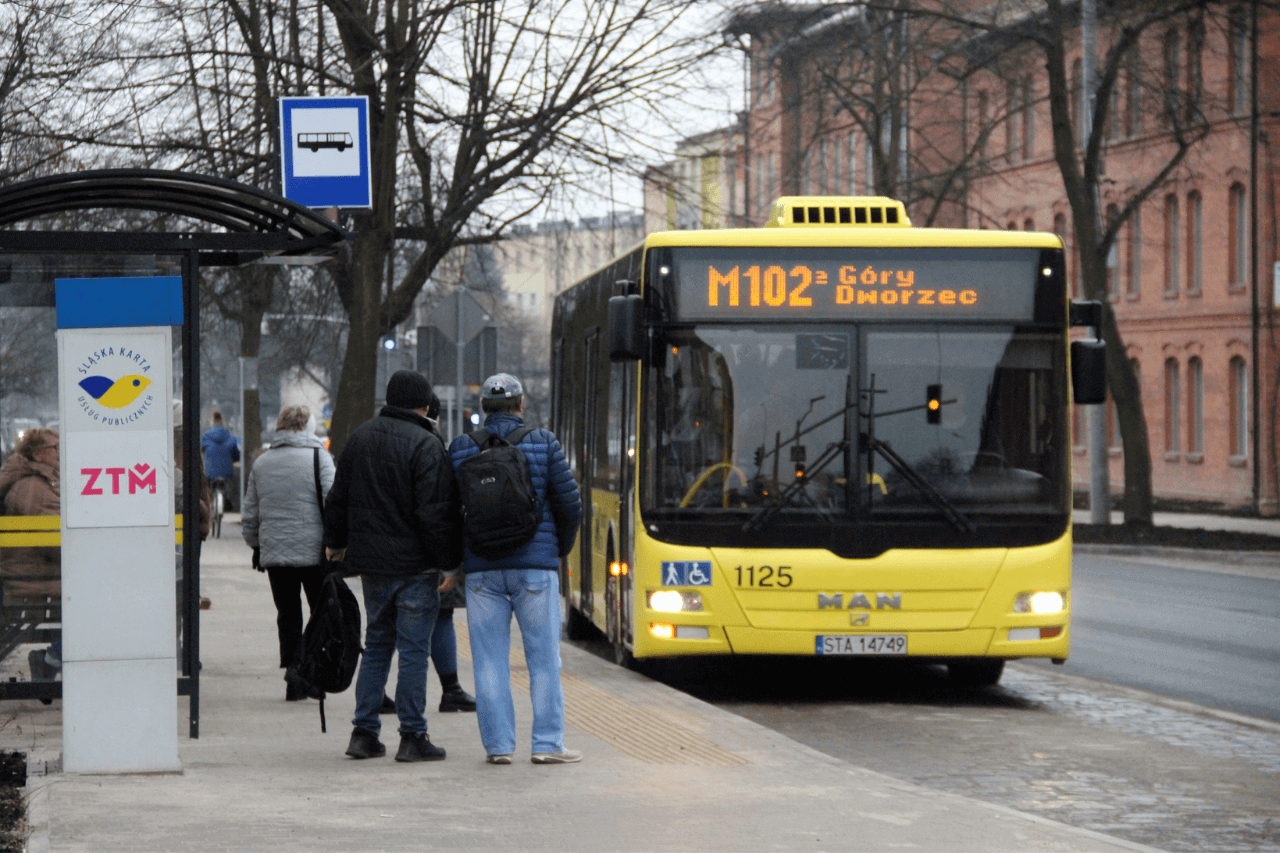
[{"xmin": 0, "ymin": 428, "xmax": 62, "ymax": 684}]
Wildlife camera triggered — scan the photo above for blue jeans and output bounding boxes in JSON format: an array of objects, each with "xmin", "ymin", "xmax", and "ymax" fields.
[
  {"xmin": 353, "ymin": 574, "xmax": 439, "ymax": 737},
  {"xmin": 465, "ymin": 569, "xmax": 564, "ymax": 755}
]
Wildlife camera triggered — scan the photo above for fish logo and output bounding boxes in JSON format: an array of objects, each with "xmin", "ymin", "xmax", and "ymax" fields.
[{"xmin": 79, "ymin": 374, "xmax": 153, "ymax": 409}]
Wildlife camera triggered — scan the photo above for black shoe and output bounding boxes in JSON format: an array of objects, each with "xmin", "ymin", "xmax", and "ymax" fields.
[
  {"xmin": 439, "ymin": 687, "xmax": 477, "ymax": 713},
  {"xmin": 285, "ymin": 683, "xmax": 308, "ymax": 702},
  {"xmin": 395, "ymin": 732, "xmax": 446, "ymax": 763},
  {"xmin": 379, "ymin": 693, "xmax": 396, "ymax": 714},
  {"xmin": 345, "ymin": 727, "xmax": 386, "ymax": 759}
]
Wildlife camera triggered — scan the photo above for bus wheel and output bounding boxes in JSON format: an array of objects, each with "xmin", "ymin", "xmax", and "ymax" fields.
[{"xmin": 947, "ymin": 659, "xmax": 1005, "ymax": 688}]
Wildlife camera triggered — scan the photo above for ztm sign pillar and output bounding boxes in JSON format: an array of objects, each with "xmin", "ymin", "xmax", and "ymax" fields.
[{"xmin": 56, "ymin": 276, "xmax": 182, "ymax": 774}]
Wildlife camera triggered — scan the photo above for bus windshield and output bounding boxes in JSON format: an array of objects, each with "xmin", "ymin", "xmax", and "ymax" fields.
[{"xmin": 641, "ymin": 324, "xmax": 1067, "ymax": 530}]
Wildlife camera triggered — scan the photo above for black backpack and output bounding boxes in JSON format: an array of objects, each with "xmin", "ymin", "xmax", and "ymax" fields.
[
  {"xmin": 285, "ymin": 570, "xmax": 362, "ymax": 732},
  {"xmin": 457, "ymin": 426, "xmax": 540, "ymax": 559}
]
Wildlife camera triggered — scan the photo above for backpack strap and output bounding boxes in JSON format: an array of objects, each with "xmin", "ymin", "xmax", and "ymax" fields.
[{"xmin": 505, "ymin": 426, "xmax": 536, "ymax": 448}]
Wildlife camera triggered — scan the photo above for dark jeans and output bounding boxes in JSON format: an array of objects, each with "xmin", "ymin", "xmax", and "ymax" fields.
[
  {"xmin": 431, "ymin": 607, "xmax": 458, "ymax": 677},
  {"xmin": 353, "ymin": 574, "xmax": 439, "ymax": 737},
  {"xmin": 267, "ymin": 564, "xmax": 325, "ymax": 668}
]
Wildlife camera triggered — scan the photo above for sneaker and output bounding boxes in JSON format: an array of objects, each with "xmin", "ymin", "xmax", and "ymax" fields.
[
  {"xmin": 379, "ymin": 694, "xmax": 396, "ymax": 714},
  {"xmin": 439, "ymin": 687, "xmax": 477, "ymax": 713},
  {"xmin": 531, "ymin": 749, "xmax": 582, "ymax": 765},
  {"xmin": 394, "ymin": 733, "xmax": 446, "ymax": 763},
  {"xmin": 486, "ymin": 754, "xmax": 513, "ymax": 765},
  {"xmin": 345, "ymin": 727, "xmax": 386, "ymax": 759}
]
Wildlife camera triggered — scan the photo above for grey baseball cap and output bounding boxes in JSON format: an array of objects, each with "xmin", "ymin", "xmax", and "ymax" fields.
[{"xmin": 480, "ymin": 373, "xmax": 524, "ymax": 399}]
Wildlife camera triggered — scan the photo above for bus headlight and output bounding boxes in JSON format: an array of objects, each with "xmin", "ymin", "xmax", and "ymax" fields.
[
  {"xmin": 648, "ymin": 590, "xmax": 704, "ymax": 612},
  {"xmin": 1014, "ymin": 591, "xmax": 1065, "ymax": 614}
]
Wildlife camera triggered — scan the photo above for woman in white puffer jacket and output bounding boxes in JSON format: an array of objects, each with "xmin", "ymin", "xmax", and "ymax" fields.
[{"xmin": 241, "ymin": 405, "xmax": 335, "ymax": 700}]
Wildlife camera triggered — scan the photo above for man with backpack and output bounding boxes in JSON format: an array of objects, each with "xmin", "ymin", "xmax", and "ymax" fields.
[
  {"xmin": 324, "ymin": 370, "xmax": 463, "ymax": 762},
  {"xmin": 448, "ymin": 373, "xmax": 582, "ymax": 765}
]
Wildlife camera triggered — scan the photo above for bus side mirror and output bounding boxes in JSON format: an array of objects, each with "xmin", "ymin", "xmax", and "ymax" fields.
[
  {"xmin": 608, "ymin": 294, "xmax": 644, "ymax": 361},
  {"xmin": 1070, "ymin": 339, "xmax": 1106, "ymax": 405}
]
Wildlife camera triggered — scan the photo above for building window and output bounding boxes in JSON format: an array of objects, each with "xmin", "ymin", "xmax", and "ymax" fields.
[
  {"xmin": 977, "ymin": 89, "xmax": 990, "ymax": 168},
  {"xmin": 1186, "ymin": 190, "xmax": 1202, "ymax": 294},
  {"xmin": 865, "ymin": 137, "xmax": 874, "ymax": 193},
  {"xmin": 1164, "ymin": 28, "xmax": 1181, "ymax": 127},
  {"xmin": 1070, "ymin": 58, "xmax": 1081, "ymax": 132},
  {"xmin": 1107, "ymin": 395, "xmax": 1120, "ymax": 451},
  {"xmin": 1105, "ymin": 204, "xmax": 1119, "ymax": 297},
  {"xmin": 1164, "ymin": 357, "xmax": 1181, "ymax": 453},
  {"xmin": 1021, "ymin": 75, "xmax": 1035, "ymax": 160},
  {"xmin": 1126, "ymin": 53, "xmax": 1143, "ymax": 137},
  {"xmin": 1187, "ymin": 17, "xmax": 1204, "ymax": 120},
  {"xmin": 832, "ymin": 137, "xmax": 841, "ymax": 197},
  {"xmin": 1006, "ymin": 78, "xmax": 1019, "ymax": 163},
  {"xmin": 1072, "ymin": 405, "xmax": 1084, "ymax": 450},
  {"xmin": 1163, "ymin": 193, "xmax": 1180, "ymax": 296},
  {"xmin": 818, "ymin": 138, "xmax": 828, "ymax": 194},
  {"xmin": 847, "ymin": 133, "xmax": 857, "ymax": 194},
  {"xmin": 1229, "ymin": 11, "xmax": 1248, "ymax": 116},
  {"xmin": 1187, "ymin": 356, "xmax": 1203, "ymax": 454},
  {"xmin": 1229, "ymin": 183, "xmax": 1247, "ymax": 290},
  {"xmin": 1126, "ymin": 208, "xmax": 1142, "ymax": 297},
  {"xmin": 1230, "ymin": 356, "xmax": 1248, "ymax": 457}
]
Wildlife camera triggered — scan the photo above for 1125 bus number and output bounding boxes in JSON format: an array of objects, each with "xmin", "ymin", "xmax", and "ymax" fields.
[{"xmin": 734, "ymin": 565, "xmax": 794, "ymax": 587}]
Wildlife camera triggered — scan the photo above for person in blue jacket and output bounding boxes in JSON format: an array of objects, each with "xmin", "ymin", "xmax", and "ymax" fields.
[
  {"xmin": 200, "ymin": 411, "xmax": 241, "ymax": 510},
  {"xmin": 448, "ymin": 373, "xmax": 581, "ymax": 765}
]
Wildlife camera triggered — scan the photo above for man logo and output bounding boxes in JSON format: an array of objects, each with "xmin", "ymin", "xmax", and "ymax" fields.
[{"xmin": 818, "ymin": 592, "xmax": 903, "ymax": 610}]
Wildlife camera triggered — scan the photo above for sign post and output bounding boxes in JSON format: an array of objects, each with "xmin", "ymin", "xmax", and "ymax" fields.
[{"xmin": 56, "ymin": 276, "xmax": 183, "ymax": 774}]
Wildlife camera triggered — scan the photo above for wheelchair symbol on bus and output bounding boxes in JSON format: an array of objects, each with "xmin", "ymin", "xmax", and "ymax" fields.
[{"xmin": 660, "ymin": 561, "xmax": 713, "ymax": 587}]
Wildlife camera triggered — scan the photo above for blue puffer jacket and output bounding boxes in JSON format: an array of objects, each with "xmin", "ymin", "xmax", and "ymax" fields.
[{"xmin": 448, "ymin": 412, "xmax": 581, "ymax": 573}]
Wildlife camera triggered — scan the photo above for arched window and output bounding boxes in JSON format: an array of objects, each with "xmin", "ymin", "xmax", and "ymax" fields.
[
  {"xmin": 1163, "ymin": 194, "xmax": 1180, "ymax": 295},
  {"xmin": 1186, "ymin": 191, "xmax": 1202, "ymax": 294},
  {"xmin": 1024, "ymin": 218, "xmax": 1035, "ymax": 231},
  {"xmin": 1230, "ymin": 356, "xmax": 1248, "ymax": 458},
  {"xmin": 1229, "ymin": 183, "xmax": 1247, "ymax": 290},
  {"xmin": 1187, "ymin": 356, "xmax": 1203, "ymax": 454},
  {"xmin": 1164, "ymin": 358, "xmax": 1181, "ymax": 453}
]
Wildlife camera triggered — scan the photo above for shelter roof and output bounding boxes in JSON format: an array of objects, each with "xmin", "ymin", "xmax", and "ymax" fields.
[{"xmin": 0, "ymin": 169, "xmax": 351, "ymax": 266}]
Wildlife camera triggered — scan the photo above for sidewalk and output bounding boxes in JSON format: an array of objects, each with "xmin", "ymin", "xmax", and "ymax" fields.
[
  {"xmin": 4, "ymin": 522, "xmax": 1172, "ymax": 853},
  {"xmin": 1072, "ymin": 508, "xmax": 1280, "ymax": 537}
]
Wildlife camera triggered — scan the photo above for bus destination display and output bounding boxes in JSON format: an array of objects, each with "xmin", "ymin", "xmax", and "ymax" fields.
[{"xmin": 664, "ymin": 247, "xmax": 1043, "ymax": 322}]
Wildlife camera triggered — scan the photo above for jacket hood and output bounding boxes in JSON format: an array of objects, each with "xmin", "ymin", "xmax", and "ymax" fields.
[
  {"xmin": 204, "ymin": 426, "xmax": 236, "ymax": 445},
  {"xmin": 270, "ymin": 430, "xmax": 325, "ymax": 450}
]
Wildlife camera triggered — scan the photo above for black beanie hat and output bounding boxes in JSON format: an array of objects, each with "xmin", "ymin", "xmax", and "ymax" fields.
[{"xmin": 386, "ymin": 370, "xmax": 434, "ymax": 410}]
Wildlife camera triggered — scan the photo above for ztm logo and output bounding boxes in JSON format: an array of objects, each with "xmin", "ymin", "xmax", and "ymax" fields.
[
  {"xmin": 78, "ymin": 374, "xmax": 153, "ymax": 409},
  {"xmin": 80, "ymin": 464, "xmax": 158, "ymax": 496}
]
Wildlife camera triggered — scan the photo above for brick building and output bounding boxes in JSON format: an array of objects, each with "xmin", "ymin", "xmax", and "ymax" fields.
[{"xmin": 643, "ymin": 2, "xmax": 1280, "ymax": 515}]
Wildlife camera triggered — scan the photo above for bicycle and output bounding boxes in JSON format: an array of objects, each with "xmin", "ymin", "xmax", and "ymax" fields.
[{"xmin": 208, "ymin": 477, "xmax": 232, "ymax": 539}]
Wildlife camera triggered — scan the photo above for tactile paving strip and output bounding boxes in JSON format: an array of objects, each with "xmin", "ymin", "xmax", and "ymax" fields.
[{"xmin": 457, "ymin": 633, "xmax": 748, "ymax": 766}]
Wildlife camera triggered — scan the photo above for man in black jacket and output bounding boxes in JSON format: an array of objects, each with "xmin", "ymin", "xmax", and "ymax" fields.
[{"xmin": 324, "ymin": 370, "xmax": 463, "ymax": 762}]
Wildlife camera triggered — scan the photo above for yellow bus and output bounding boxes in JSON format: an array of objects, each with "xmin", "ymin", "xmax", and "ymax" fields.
[{"xmin": 551, "ymin": 196, "xmax": 1105, "ymax": 686}]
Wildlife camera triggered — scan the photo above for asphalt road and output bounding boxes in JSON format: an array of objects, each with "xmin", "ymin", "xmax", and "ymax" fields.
[
  {"xmin": 569, "ymin": 548, "xmax": 1280, "ymax": 851},
  {"xmin": 1023, "ymin": 550, "xmax": 1280, "ymax": 723}
]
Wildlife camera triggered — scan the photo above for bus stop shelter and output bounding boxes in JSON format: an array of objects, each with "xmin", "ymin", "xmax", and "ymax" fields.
[{"xmin": 0, "ymin": 169, "xmax": 350, "ymax": 739}]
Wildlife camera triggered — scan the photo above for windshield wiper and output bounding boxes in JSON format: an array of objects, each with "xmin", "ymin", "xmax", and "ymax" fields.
[
  {"xmin": 865, "ymin": 435, "xmax": 975, "ymax": 535},
  {"xmin": 742, "ymin": 439, "xmax": 844, "ymax": 532}
]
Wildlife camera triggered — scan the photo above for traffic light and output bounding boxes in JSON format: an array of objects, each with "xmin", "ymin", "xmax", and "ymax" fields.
[{"xmin": 926, "ymin": 384, "xmax": 942, "ymax": 424}]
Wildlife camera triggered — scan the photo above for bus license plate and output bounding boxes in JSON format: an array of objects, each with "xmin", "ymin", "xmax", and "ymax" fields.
[{"xmin": 816, "ymin": 635, "xmax": 907, "ymax": 655}]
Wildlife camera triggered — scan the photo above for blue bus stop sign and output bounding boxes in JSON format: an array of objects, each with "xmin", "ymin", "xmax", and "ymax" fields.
[{"xmin": 280, "ymin": 96, "xmax": 372, "ymax": 209}]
